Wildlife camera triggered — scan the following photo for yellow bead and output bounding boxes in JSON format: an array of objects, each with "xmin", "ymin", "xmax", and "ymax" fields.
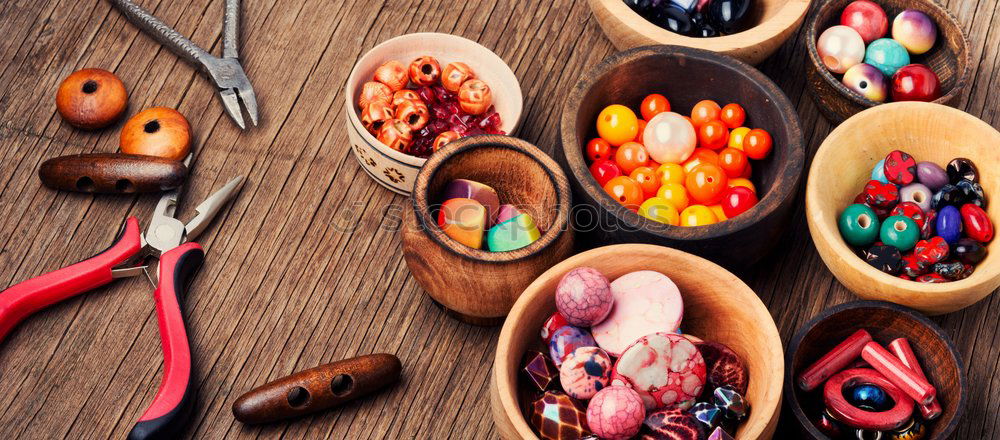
[
  {"xmin": 709, "ymin": 205, "xmax": 727, "ymax": 221},
  {"xmin": 729, "ymin": 127, "xmax": 750, "ymax": 150},
  {"xmin": 655, "ymin": 163, "xmax": 685, "ymax": 186},
  {"xmin": 656, "ymin": 183, "xmax": 690, "ymax": 212},
  {"xmin": 639, "ymin": 197, "xmax": 680, "ymax": 226},
  {"xmin": 680, "ymin": 205, "xmax": 718, "ymax": 226},
  {"xmin": 728, "ymin": 177, "xmax": 756, "ymax": 193}
]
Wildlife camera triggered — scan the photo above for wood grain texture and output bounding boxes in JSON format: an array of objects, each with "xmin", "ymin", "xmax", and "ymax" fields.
[
  {"xmin": 38, "ymin": 153, "xmax": 187, "ymax": 193},
  {"xmin": 0, "ymin": 0, "xmax": 998, "ymax": 438}
]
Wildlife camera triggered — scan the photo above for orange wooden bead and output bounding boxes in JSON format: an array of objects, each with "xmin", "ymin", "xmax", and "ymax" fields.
[
  {"xmin": 56, "ymin": 68, "xmax": 128, "ymax": 130},
  {"xmin": 120, "ymin": 107, "xmax": 191, "ymax": 161}
]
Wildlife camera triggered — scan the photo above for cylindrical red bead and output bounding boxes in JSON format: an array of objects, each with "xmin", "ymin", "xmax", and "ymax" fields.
[
  {"xmin": 888, "ymin": 338, "xmax": 943, "ymax": 420},
  {"xmin": 798, "ymin": 329, "xmax": 873, "ymax": 391},
  {"xmin": 862, "ymin": 341, "xmax": 936, "ymax": 405}
]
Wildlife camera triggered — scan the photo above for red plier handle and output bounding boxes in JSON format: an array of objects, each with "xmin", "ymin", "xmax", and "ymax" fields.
[
  {"xmin": 128, "ymin": 242, "xmax": 203, "ymax": 440},
  {"xmin": 0, "ymin": 217, "xmax": 143, "ymax": 343}
]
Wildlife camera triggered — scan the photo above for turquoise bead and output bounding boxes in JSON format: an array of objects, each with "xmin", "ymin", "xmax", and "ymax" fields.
[
  {"xmin": 839, "ymin": 204, "xmax": 880, "ymax": 247},
  {"xmin": 880, "ymin": 215, "xmax": 920, "ymax": 251},
  {"xmin": 487, "ymin": 214, "xmax": 541, "ymax": 252},
  {"xmin": 865, "ymin": 38, "xmax": 910, "ymax": 77},
  {"xmin": 871, "ymin": 158, "xmax": 889, "ymax": 184}
]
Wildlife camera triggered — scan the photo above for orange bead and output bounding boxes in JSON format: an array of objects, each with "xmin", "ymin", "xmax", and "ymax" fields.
[
  {"xmin": 630, "ymin": 166, "xmax": 660, "ymax": 199},
  {"xmin": 728, "ymin": 177, "xmax": 756, "ymax": 193},
  {"xmin": 709, "ymin": 205, "xmax": 728, "ymax": 221},
  {"xmin": 698, "ymin": 120, "xmax": 729, "ymax": 150},
  {"xmin": 656, "ymin": 182, "xmax": 690, "ymax": 212},
  {"xmin": 685, "ymin": 163, "xmax": 728, "ymax": 205},
  {"xmin": 691, "ymin": 100, "xmax": 721, "ymax": 128},
  {"xmin": 586, "ymin": 138, "xmax": 613, "ymax": 162},
  {"xmin": 641, "ymin": 94, "xmax": 671, "ymax": 120},
  {"xmin": 718, "ymin": 148, "xmax": 748, "ymax": 178},
  {"xmin": 614, "ymin": 141, "xmax": 649, "ymax": 175},
  {"xmin": 597, "ymin": 104, "xmax": 639, "ymax": 147},
  {"xmin": 635, "ymin": 119, "xmax": 647, "ymax": 142},
  {"xmin": 744, "ymin": 129, "xmax": 773, "ymax": 160},
  {"xmin": 604, "ymin": 176, "xmax": 644, "ymax": 210},
  {"xmin": 680, "ymin": 205, "xmax": 718, "ymax": 226},
  {"xmin": 728, "ymin": 127, "xmax": 750, "ymax": 150},
  {"xmin": 655, "ymin": 163, "xmax": 686, "ymax": 186},
  {"xmin": 682, "ymin": 148, "xmax": 719, "ymax": 174},
  {"xmin": 720, "ymin": 103, "xmax": 746, "ymax": 129}
]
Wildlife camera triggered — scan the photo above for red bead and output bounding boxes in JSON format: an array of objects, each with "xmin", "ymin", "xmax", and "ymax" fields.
[
  {"xmin": 863, "ymin": 180, "xmax": 899, "ymax": 209},
  {"xmin": 589, "ymin": 160, "xmax": 622, "ymax": 187},
  {"xmin": 883, "ymin": 150, "xmax": 917, "ymax": 185},
  {"xmin": 890, "ymin": 201, "xmax": 925, "ymax": 228},
  {"xmin": 901, "ymin": 252, "xmax": 929, "ymax": 277},
  {"xmin": 960, "ymin": 203, "xmax": 994, "ymax": 243},
  {"xmin": 823, "ymin": 368, "xmax": 915, "ymax": 431},
  {"xmin": 861, "ymin": 341, "xmax": 936, "ymax": 405},
  {"xmin": 892, "ymin": 64, "xmax": 942, "ymax": 102},
  {"xmin": 888, "ymin": 338, "xmax": 943, "ymax": 421},
  {"xmin": 541, "ymin": 312, "xmax": 570, "ymax": 344},
  {"xmin": 916, "ymin": 273, "xmax": 947, "ymax": 283},
  {"xmin": 797, "ymin": 329, "xmax": 873, "ymax": 391},
  {"xmin": 914, "ymin": 236, "xmax": 949, "ymax": 264},
  {"xmin": 586, "ymin": 138, "xmax": 613, "ymax": 162},
  {"xmin": 720, "ymin": 186, "xmax": 758, "ymax": 218}
]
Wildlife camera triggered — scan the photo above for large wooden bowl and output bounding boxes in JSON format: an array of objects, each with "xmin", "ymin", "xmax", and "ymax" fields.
[
  {"xmin": 401, "ymin": 135, "xmax": 574, "ymax": 325},
  {"xmin": 806, "ymin": 102, "xmax": 1000, "ymax": 315},
  {"xmin": 490, "ymin": 244, "xmax": 784, "ymax": 439},
  {"xmin": 805, "ymin": 0, "xmax": 971, "ymax": 123},
  {"xmin": 588, "ymin": 0, "xmax": 812, "ymax": 65},
  {"xmin": 559, "ymin": 45, "xmax": 805, "ymax": 269},
  {"xmin": 785, "ymin": 300, "xmax": 966, "ymax": 439}
]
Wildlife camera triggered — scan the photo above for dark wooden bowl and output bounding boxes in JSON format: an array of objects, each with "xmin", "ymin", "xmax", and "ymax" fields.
[
  {"xmin": 805, "ymin": 0, "xmax": 971, "ymax": 123},
  {"xmin": 559, "ymin": 45, "xmax": 805, "ymax": 269},
  {"xmin": 785, "ymin": 300, "xmax": 966, "ymax": 439},
  {"xmin": 401, "ymin": 135, "xmax": 575, "ymax": 325}
]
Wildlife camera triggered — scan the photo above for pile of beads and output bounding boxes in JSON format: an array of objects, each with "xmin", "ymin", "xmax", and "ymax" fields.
[
  {"xmin": 357, "ymin": 57, "xmax": 504, "ymax": 158},
  {"xmin": 624, "ymin": 0, "xmax": 754, "ymax": 38},
  {"xmin": 817, "ymin": 1, "xmax": 941, "ymax": 103},
  {"xmin": 521, "ymin": 267, "xmax": 751, "ymax": 439},
  {"xmin": 798, "ymin": 329, "xmax": 939, "ymax": 439},
  {"xmin": 838, "ymin": 151, "xmax": 992, "ymax": 282},
  {"xmin": 437, "ymin": 179, "xmax": 540, "ymax": 252},
  {"xmin": 587, "ymin": 94, "xmax": 773, "ymax": 227}
]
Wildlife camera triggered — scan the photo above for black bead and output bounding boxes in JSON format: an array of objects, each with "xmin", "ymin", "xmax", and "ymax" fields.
[
  {"xmin": 650, "ymin": 5, "xmax": 695, "ymax": 35},
  {"xmin": 707, "ymin": 0, "xmax": 752, "ymax": 34},
  {"xmin": 864, "ymin": 245, "xmax": 903, "ymax": 275},
  {"xmin": 933, "ymin": 260, "xmax": 965, "ymax": 280},
  {"xmin": 624, "ymin": 0, "xmax": 656, "ymax": 13},
  {"xmin": 947, "ymin": 157, "xmax": 978, "ymax": 184},
  {"xmin": 696, "ymin": 22, "xmax": 719, "ymax": 37},
  {"xmin": 956, "ymin": 179, "xmax": 987, "ymax": 209},
  {"xmin": 932, "ymin": 184, "xmax": 964, "ymax": 210},
  {"xmin": 954, "ymin": 238, "xmax": 988, "ymax": 264}
]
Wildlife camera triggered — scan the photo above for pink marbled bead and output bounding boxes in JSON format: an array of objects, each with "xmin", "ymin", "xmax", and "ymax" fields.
[
  {"xmin": 612, "ymin": 332, "xmax": 706, "ymax": 410},
  {"xmin": 586, "ymin": 386, "xmax": 645, "ymax": 440},
  {"xmin": 592, "ymin": 270, "xmax": 683, "ymax": 356},
  {"xmin": 555, "ymin": 267, "xmax": 614, "ymax": 327}
]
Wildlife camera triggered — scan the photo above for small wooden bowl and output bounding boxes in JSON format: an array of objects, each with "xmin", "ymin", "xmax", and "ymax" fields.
[
  {"xmin": 587, "ymin": 0, "xmax": 812, "ymax": 65},
  {"xmin": 344, "ymin": 33, "xmax": 524, "ymax": 195},
  {"xmin": 805, "ymin": 0, "xmax": 971, "ymax": 123},
  {"xmin": 490, "ymin": 244, "xmax": 784, "ymax": 439},
  {"xmin": 560, "ymin": 45, "xmax": 805, "ymax": 269},
  {"xmin": 785, "ymin": 300, "xmax": 966, "ymax": 439},
  {"xmin": 401, "ymin": 135, "xmax": 574, "ymax": 324},
  {"xmin": 806, "ymin": 102, "xmax": 1000, "ymax": 315}
]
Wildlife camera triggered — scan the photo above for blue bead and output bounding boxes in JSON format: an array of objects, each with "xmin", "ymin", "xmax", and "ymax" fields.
[
  {"xmin": 865, "ymin": 38, "xmax": 911, "ymax": 77},
  {"xmin": 936, "ymin": 205, "xmax": 962, "ymax": 244},
  {"xmin": 871, "ymin": 158, "xmax": 889, "ymax": 184},
  {"xmin": 847, "ymin": 384, "xmax": 893, "ymax": 411}
]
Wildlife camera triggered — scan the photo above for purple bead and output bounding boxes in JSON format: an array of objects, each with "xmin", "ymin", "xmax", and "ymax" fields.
[
  {"xmin": 549, "ymin": 326, "xmax": 597, "ymax": 367},
  {"xmin": 916, "ymin": 161, "xmax": 949, "ymax": 191},
  {"xmin": 936, "ymin": 205, "xmax": 962, "ymax": 244},
  {"xmin": 900, "ymin": 183, "xmax": 932, "ymax": 213}
]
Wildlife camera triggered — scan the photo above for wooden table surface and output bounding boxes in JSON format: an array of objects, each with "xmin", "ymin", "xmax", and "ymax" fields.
[{"xmin": 1, "ymin": 0, "xmax": 998, "ymax": 438}]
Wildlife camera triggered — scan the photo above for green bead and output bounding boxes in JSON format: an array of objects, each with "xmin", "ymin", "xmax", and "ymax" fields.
[
  {"xmin": 839, "ymin": 204, "xmax": 880, "ymax": 247},
  {"xmin": 880, "ymin": 215, "xmax": 920, "ymax": 251},
  {"xmin": 487, "ymin": 214, "xmax": 541, "ymax": 252}
]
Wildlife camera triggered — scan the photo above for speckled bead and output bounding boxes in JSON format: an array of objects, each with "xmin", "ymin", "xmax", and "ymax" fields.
[
  {"xmin": 916, "ymin": 161, "xmax": 948, "ymax": 191},
  {"xmin": 883, "ymin": 150, "xmax": 917, "ymax": 185},
  {"xmin": 864, "ymin": 180, "xmax": 899, "ymax": 209},
  {"xmin": 899, "ymin": 183, "xmax": 932, "ymax": 213},
  {"xmin": 555, "ymin": 267, "xmax": 614, "ymax": 327},
  {"xmin": 550, "ymin": 326, "xmax": 598, "ymax": 367},
  {"xmin": 889, "ymin": 418, "xmax": 927, "ymax": 440},
  {"xmin": 530, "ymin": 391, "xmax": 593, "ymax": 440},
  {"xmin": 640, "ymin": 408, "xmax": 705, "ymax": 440},
  {"xmin": 865, "ymin": 244, "xmax": 904, "ymax": 274},
  {"xmin": 933, "ymin": 260, "xmax": 967, "ymax": 280},
  {"xmin": 956, "ymin": 179, "xmax": 986, "ymax": 208},
  {"xmin": 612, "ymin": 332, "xmax": 707, "ymax": 410},
  {"xmin": 932, "ymin": 184, "xmax": 964, "ymax": 210},
  {"xmin": 935, "ymin": 205, "xmax": 963, "ymax": 244},
  {"xmin": 560, "ymin": 347, "xmax": 614, "ymax": 400},
  {"xmin": 586, "ymin": 386, "xmax": 645, "ymax": 440},
  {"xmin": 921, "ymin": 209, "xmax": 937, "ymax": 239},
  {"xmin": 901, "ymin": 252, "xmax": 929, "ymax": 278},
  {"xmin": 917, "ymin": 273, "xmax": 948, "ymax": 283},
  {"xmin": 890, "ymin": 202, "xmax": 926, "ymax": 228},
  {"xmin": 914, "ymin": 236, "xmax": 949, "ymax": 264}
]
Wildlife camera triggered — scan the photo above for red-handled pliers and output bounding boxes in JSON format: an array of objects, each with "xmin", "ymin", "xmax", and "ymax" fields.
[{"xmin": 0, "ymin": 175, "xmax": 244, "ymax": 439}]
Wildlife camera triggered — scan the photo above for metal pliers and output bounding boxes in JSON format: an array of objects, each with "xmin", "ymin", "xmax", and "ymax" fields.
[
  {"xmin": 107, "ymin": 0, "xmax": 259, "ymax": 129},
  {"xmin": 0, "ymin": 171, "xmax": 244, "ymax": 439}
]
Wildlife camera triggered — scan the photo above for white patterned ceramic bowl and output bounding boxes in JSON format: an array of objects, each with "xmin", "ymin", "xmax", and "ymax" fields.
[{"xmin": 344, "ymin": 32, "xmax": 524, "ymax": 195}]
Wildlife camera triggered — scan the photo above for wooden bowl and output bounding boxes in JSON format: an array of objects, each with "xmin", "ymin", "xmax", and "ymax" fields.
[
  {"xmin": 587, "ymin": 0, "xmax": 812, "ymax": 65},
  {"xmin": 806, "ymin": 102, "xmax": 1000, "ymax": 315},
  {"xmin": 344, "ymin": 33, "xmax": 524, "ymax": 195},
  {"xmin": 785, "ymin": 300, "xmax": 966, "ymax": 439},
  {"xmin": 559, "ymin": 45, "xmax": 805, "ymax": 269},
  {"xmin": 490, "ymin": 244, "xmax": 784, "ymax": 439},
  {"xmin": 805, "ymin": 0, "xmax": 971, "ymax": 123},
  {"xmin": 401, "ymin": 135, "xmax": 574, "ymax": 324}
]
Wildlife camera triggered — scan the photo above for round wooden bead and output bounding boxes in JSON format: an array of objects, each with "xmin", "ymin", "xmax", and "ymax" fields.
[
  {"xmin": 56, "ymin": 68, "xmax": 128, "ymax": 130},
  {"xmin": 817, "ymin": 25, "xmax": 866, "ymax": 74},
  {"xmin": 935, "ymin": 205, "xmax": 962, "ymax": 244},
  {"xmin": 839, "ymin": 204, "xmax": 881, "ymax": 247},
  {"xmin": 916, "ymin": 161, "xmax": 948, "ymax": 191},
  {"xmin": 883, "ymin": 150, "xmax": 917, "ymax": 185},
  {"xmin": 612, "ymin": 332, "xmax": 706, "ymax": 410},
  {"xmin": 586, "ymin": 386, "xmax": 645, "ymax": 440},
  {"xmin": 555, "ymin": 267, "xmax": 614, "ymax": 327},
  {"xmin": 880, "ymin": 215, "xmax": 920, "ymax": 251},
  {"xmin": 960, "ymin": 204, "xmax": 994, "ymax": 243},
  {"xmin": 120, "ymin": 107, "xmax": 191, "ymax": 161},
  {"xmin": 946, "ymin": 158, "xmax": 978, "ymax": 183}
]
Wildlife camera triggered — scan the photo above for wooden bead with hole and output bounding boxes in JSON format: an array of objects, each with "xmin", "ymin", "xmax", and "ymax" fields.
[
  {"xmin": 56, "ymin": 68, "xmax": 128, "ymax": 130},
  {"xmin": 120, "ymin": 107, "xmax": 192, "ymax": 161}
]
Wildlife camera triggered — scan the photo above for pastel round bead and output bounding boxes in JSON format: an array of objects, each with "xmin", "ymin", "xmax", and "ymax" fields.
[
  {"xmin": 843, "ymin": 63, "xmax": 888, "ymax": 102},
  {"xmin": 549, "ymin": 326, "xmax": 597, "ymax": 367},
  {"xmin": 555, "ymin": 267, "xmax": 614, "ymax": 327},
  {"xmin": 586, "ymin": 386, "xmax": 645, "ymax": 440},
  {"xmin": 936, "ymin": 205, "xmax": 962, "ymax": 244},
  {"xmin": 840, "ymin": 203, "xmax": 881, "ymax": 247},
  {"xmin": 611, "ymin": 332, "xmax": 707, "ymax": 410},
  {"xmin": 592, "ymin": 271, "xmax": 684, "ymax": 356},
  {"xmin": 892, "ymin": 64, "xmax": 941, "ymax": 102},
  {"xmin": 841, "ymin": 0, "xmax": 888, "ymax": 43},
  {"xmin": 643, "ymin": 112, "xmax": 697, "ymax": 164},
  {"xmin": 900, "ymin": 182, "xmax": 932, "ymax": 213},
  {"xmin": 865, "ymin": 38, "xmax": 911, "ymax": 77},
  {"xmin": 881, "ymin": 215, "xmax": 920, "ymax": 251},
  {"xmin": 870, "ymin": 158, "xmax": 889, "ymax": 183},
  {"xmin": 916, "ymin": 161, "xmax": 949, "ymax": 191},
  {"xmin": 893, "ymin": 9, "xmax": 938, "ymax": 55},
  {"xmin": 560, "ymin": 346, "xmax": 614, "ymax": 400},
  {"xmin": 817, "ymin": 25, "xmax": 866, "ymax": 74}
]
